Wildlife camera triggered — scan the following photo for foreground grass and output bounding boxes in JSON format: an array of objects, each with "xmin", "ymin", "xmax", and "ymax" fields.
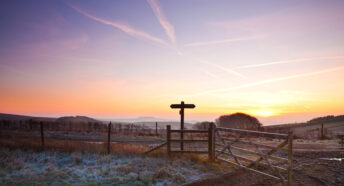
[{"xmin": 0, "ymin": 147, "xmax": 229, "ymax": 185}]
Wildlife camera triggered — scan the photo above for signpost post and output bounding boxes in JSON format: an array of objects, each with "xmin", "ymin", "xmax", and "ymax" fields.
[{"xmin": 170, "ymin": 101, "xmax": 195, "ymax": 150}]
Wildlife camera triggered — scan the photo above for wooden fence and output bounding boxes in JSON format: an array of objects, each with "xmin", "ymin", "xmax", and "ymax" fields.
[
  {"xmin": 166, "ymin": 124, "xmax": 214, "ymax": 159},
  {"xmin": 2, "ymin": 119, "xmax": 294, "ymax": 185}
]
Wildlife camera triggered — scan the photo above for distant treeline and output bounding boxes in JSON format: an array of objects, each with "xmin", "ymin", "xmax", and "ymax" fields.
[{"xmin": 0, "ymin": 119, "xmax": 162, "ymax": 136}]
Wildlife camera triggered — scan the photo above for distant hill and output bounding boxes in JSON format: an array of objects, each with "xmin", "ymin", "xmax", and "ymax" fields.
[
  {"xmin": 264, "ymin": 114, "xmax": 344, "ymax": 135},
  {"xmin": 0, "ymin": 113, "xmax": 100, "ymax": 124},
  {"xmin": 0, "ymin": 113, "xmax": 56, "ymax": 122},
  {"xmin": 56, "ymin": 116, "xmax": 100, "ymax": 123},
  {"xmin": 307, "ymin": 115, "xmax": 344, "ymax": 124}
]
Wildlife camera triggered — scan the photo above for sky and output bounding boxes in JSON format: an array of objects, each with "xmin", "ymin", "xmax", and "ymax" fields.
[{"xmin": 1, "ymin": 0, "xmax": 344, "ymax": 125}]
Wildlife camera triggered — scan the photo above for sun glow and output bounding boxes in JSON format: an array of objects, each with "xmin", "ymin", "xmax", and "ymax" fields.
[{"xmin": 255, "ymin": 110, "xmax": 276, "ymax": 117}]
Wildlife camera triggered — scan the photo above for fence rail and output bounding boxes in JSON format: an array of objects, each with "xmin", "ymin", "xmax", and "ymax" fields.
[{"xmin": 216, "ymin": 127, "xmax": 288, "ymax": 138}]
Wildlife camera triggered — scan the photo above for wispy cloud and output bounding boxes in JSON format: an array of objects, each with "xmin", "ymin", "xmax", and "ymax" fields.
[
  {"xmin": 147, "ymin": 0, "xmax": 176, "ymax": 45},
  {"xmin": 203, "ymin": 70, "xmax": 220, "ymax": 79},
  {"xmin": 234, "ymin": 56, "xmax": 344, "ymax": 69},
  {"xmin": 185, "ymin": 35, "xmax": 264, "ymax": 47},
  {"xmin": 192, "ymin": 65, "xmax": 344, "ymax": 96},
  {"xmin": 145, "ymin": 0, "xmax": 246, "ymax": 78},
  {"xmin": 70, "ymin": 4, "xmax": 167, "ymax": 45},
  {"xmin": 186, "ymin": 54, "xmax": 247, "ymax": 79}
]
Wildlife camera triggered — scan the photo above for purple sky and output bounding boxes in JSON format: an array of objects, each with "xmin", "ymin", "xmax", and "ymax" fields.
[{"xmin": 1, "ymin": 0, "xmax": 344, "ymax": 125}]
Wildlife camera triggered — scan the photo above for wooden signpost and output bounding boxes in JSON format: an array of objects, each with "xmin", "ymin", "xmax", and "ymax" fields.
[{"xmin": 170, "ymin": 101, "xmax": 195, "ymax": 150}]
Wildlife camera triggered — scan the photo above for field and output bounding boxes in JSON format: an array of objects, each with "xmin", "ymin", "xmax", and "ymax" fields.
[
  {"xmin": 1, "ymin": 118, "xmax": 344, "ymax": 185},
  {"xmin": 264, "ymin": 121, "xmax": 344, "ymax": 139},
  {"xmin": 0, "ymin": 146, "xmax": 230, "ymax": 185},
  {"xmin": 293, "ymin": 121, "xmax": 344, "ymax": 137}
]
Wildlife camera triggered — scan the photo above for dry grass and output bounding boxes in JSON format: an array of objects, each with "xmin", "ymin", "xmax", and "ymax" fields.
[
  {"xmin": 0, "ymin": 146, "xmax": 232, "ymax": 185},
  {"xmin": 0, "ymin": 135, "xmax": 150, "ymax": 155},
  {"xmin": 0, "ymin": 134, "xmax": 218, "ymax": 164}
]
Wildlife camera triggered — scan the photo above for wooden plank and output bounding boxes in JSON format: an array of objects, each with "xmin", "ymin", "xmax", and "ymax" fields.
[
  {"xmin": 216, "ymin": 127, "xmax": 288, "ymax": 139},
  {"xmin": 216, "ymin": 143, "xmax": 288, "ymax": 163},
  {"xmin": 170, "ymin": 139, "xmax": 208, "ymax": 142},
  {"xmin": 216, "ymin": 150, "xmax": 287, "ymax": 173},
  {"xmin": 144, "ymin": 142, "xmax": 167, "ymax": 154},
  {"xmin": 232, "ymin": 146, "xmax": 288, "ymax": 163},
  {"xmin": 170, "ymin": 104, "xmax": 195, "ymax": 109},
  {"xmin": 217, "ymin": 158, "xmax": 281, "ymax": 181},
  {"xmin": 170, "ymin": 129, "xmax": 208, "ymax": 133},
  {"xmin": 217, "ymin": 137, "xmax": 288, "ymax": 152},
  {"xmin": 170, "ymin": 150, "xmax": 208, "ymax": 154}
]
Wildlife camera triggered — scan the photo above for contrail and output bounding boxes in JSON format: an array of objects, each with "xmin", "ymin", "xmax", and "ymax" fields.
[
  {"xmin": 191, "ymin": 65, "xmax": 344, "ymax": 96},
  {"xmin": 70, "ymin": 4, "xmax": 167, "ymax": 45},
  {"xmin": 185, "ymin": 54, "xmax": 247, "ymax": 79},
  {"xmin": 145, "ymin": 0, "xmax": 245, "ymax": 78},
  {"xmin": 147, "ymin": 0, "xmax": 176, "ymax": 44},
  {"xmin": 234, "ymin": 56, "xmax": 344, "ymax": 69},
  {"xmin": 185, "ymin": 35, "xmax": 264, "ymax": 47},
  {"xmin": 203, "ymin": 70, "xmax": 220, "ymax": 78}
]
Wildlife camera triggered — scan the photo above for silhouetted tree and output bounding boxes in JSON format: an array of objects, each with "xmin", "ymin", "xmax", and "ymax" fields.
[{"xmin": 216, "ymin": 112, "xmax": 262, "ymax": 130}]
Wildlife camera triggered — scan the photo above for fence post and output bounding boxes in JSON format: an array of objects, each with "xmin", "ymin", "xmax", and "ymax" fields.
[
  {"xmin": 321, "ymin": 123, "xmax": 324, "ymax": 139},
  {"xmin": 211, "ymin": 122, "xmax": 216, "ymax": 161},
  {"xmin": 208, "ymin": 122, "xmax": 216, "ymax": 161},
  {"xmin": 167, "ymin": 125, "xmax": 171, "ymax": 156},
  {"xmin": 156, "ymin": 122, "xmax": 158, "ymax": 136},
  {"xmin": 40, "ymin": 121, "xmax": 44, "ymax": 150},
  {"xmin": 287, "ymin": 131, "xmax": 293, "ymax": 186},
  {"xmin": 108, "ymin": 122, "xmax": 112, "ymax": 154}
]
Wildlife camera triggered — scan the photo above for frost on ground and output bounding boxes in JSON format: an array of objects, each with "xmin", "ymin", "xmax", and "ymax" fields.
[{"xmin": 0, "ymin": 147, "xmax": 230, "ymax": 185}]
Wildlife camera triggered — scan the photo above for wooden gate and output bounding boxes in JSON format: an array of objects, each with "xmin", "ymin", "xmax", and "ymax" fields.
[
  {"xmin": 166, "ymin": 125, "xmax": 214, "ymax": 158},
  {"xmin": 144, "ymin": 123, "xmax": 294, "ymax": 185},
  {"xmin": 215, "ymin": 127, "xmax": 293, "ymax": 186}
]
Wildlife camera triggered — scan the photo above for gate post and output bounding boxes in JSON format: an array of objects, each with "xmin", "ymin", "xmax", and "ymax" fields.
[
  {"xmin": 208, "ymin": 122, "xmax": 215, "ymax": 161},
  {"xmin": 287, "ymin": 131, "xmax": 293, "ymax": 186},
  {"xmin": 40, "ymin": 121, "xmax": 44, "ymax": 150},
  {"xmin": 167, "ymin": 125, "xmax": 171, "ymax": 156},
  {"xmin": 156, "ymin": 122, "xmax": 158, "ymax": 136},
  {"xmin": 107, "ymin": 122, "xmax": 112, "ymax": 154}
]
